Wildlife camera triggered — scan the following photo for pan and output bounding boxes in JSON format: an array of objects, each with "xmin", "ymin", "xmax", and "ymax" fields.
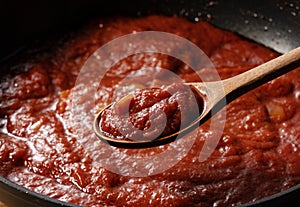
[{"xmin": 0, "ymin": 0, "xmax": 300, "ymax": 206}]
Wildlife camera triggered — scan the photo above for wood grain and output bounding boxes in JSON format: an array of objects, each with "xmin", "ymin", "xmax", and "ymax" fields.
[{"xmin": 0, "ymin": 201, "xmax": 7, "ymax": 207}]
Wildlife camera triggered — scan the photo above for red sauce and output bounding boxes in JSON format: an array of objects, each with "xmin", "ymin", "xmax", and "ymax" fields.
[
  {"xmin": 1, "ymin": 15, "xmax": 300, "ymax": 207},
  {"xmin": 99, "ymin": 83, "xmax": 201, "ymax": 141}
]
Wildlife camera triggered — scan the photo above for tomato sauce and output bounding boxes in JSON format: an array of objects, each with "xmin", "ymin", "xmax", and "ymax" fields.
[
  {"xmin": 1, "ymin": 15, "xmax": 300, "ymax": 207},
  {"xmin": 99, "ymin": 83, "xmax": 201, "ymax": 141}
]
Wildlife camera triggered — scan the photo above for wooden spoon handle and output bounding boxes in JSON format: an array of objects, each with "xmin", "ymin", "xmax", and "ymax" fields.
[{"xmin": 222, "ymin": 46, "xmax": 300, "ymax": 103}]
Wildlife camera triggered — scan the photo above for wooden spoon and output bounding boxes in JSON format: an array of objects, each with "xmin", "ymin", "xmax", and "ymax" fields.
[{"xmin": 94, "ymin": 46, "xmax": 300, "ymax": 148}]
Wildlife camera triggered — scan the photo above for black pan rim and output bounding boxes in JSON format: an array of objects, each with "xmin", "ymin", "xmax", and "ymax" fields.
[{"xmin": 1, "ymin": 175, "xmax": 300, "ymax": 207}]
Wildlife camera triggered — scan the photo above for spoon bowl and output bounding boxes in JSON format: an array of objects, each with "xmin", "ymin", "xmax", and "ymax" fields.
[{"xmin": 94, "ymin": 46, "xmax": 300, "ymax": 148}]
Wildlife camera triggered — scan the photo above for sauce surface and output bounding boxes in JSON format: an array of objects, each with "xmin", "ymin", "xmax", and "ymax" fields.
[
  {"xmin": 99, "ymin": 83, "xmax": 201, "ymax": 141},
  {"xmin": 1, "ymin": 15, "xmax": 300, "ymax": 207}
]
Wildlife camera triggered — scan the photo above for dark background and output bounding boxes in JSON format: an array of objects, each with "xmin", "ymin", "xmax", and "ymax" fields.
[{"xmin": 0, "ymin": 0, "xmax": 299, "ymax": 60}]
